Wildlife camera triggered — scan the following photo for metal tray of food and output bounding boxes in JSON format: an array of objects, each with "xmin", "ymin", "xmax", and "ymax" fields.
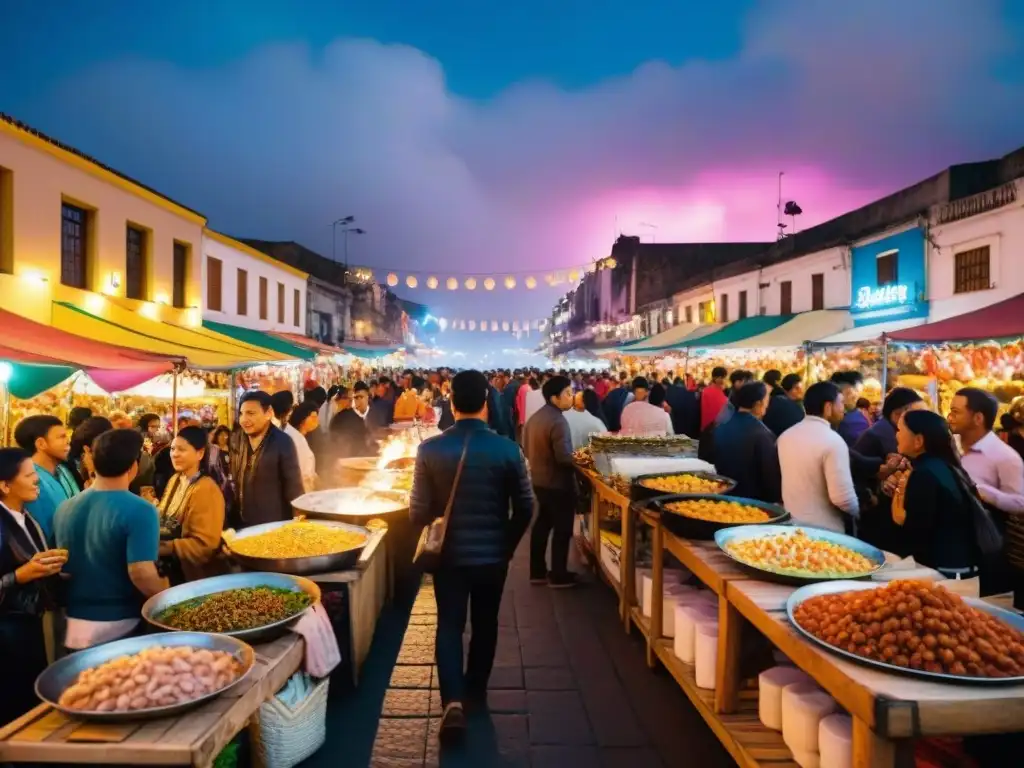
[
  {"xmin": 36, "ymin": 632, "xmax": 255, "ymax": 722},
  {"xmin": 714, "ymin": 525, "xmax": 885, "ymax": 585},
  {"xmin": 646, "ymin": 493, "xmax": 790, "ymax": 541},
  {"xmin": 291, "ymin": 487, "xmax": 409, "ymax": 520},
  {"xmin": 141, "ymin": 572, "xmax": 321, "ymax": 642},
  {"xmin": 786, "ymin": 580, "xmax": 1024, "ymax": 685},
  {"xmin": 631, "ymin": 471, "xmax": 737, "ymax": 502},
  {"xmin": 224, "ymin": 518, "xmax": 370, "ymax": 575}
]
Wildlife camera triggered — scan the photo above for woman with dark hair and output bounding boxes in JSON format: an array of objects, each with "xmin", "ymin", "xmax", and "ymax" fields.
[
  {"xmin": 581, "ymin": 389, "xmax": 607, "ymax": 428},
  {"xmin": 155, "ymin": 426, "xmax": 226, "ymax": 584},
  {"xmin": 0, "ymin": 448, "xmax": 67, "ymax": 724},
  {"xmin": 893, "ymin": 410, "xmax": 980, "ymax": 577},
  {"xmin": 68, "ymin": 416, "xmax": 114, "ymax": 490}
]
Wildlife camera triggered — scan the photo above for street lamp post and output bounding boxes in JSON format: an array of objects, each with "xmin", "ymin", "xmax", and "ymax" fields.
[
  {"xmin": 342, "ymin": 227, "xmax": 365, "ymax": 269},
  {"xmin": 330, "ymin": 216, "xmax": 365, "ymax": 270}
]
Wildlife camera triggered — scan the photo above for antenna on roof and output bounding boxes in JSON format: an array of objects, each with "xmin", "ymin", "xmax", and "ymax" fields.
[{"xmin": 776, "ymin": 171, "xmax": 786, "ymax": 240}]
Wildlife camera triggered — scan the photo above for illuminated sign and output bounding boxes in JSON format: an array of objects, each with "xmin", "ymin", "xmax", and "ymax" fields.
[{"xmin": 854, "ymin": 284, "xmax": 908, "ymax": 311}]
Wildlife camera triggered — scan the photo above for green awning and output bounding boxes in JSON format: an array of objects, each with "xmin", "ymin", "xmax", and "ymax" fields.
[
  {"xmin": 201, "ymin": 320, "xmax": 316, "ymax": 361},
  {"xmin": 687, "ymin": 314, "xmax": 795, "ymax": 349},
  {"xmin": 7, "ymin": 364, "xmax": 77, "ymax": 400},
  {"xmin": 343, "ymin": 344, "xmax": 400, "ymax": 360}
]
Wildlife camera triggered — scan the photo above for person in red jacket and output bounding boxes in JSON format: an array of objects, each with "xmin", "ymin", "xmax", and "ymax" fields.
[{"xmin": 700, "ymin": 367, "xmax": 729, "ymax": 431}]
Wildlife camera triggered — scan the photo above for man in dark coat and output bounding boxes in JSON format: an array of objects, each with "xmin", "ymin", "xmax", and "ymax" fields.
[
  {"xmin": 710, "ymin": 381, "xmax": 782, "ymax": 503},
  {"xmin": 228, "ymin": 390, "xmax": 305, "ymax": 528},
  {"xmin": 763, "ymin": 373, "xmax": 805, "ymax": 437},
  {"xmin": 410, "ymin": 370, "xmax": 534, "ymax": 743},
  {"xmin": 665, "ymin": 377, "xmax": 699, "ymax": 438}
]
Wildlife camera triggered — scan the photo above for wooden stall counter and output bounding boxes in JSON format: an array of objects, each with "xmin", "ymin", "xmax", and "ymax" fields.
[
  {"xmin": 0, "ymin": 634, "xmax": 303, "ymax": 767},
  {"xmin": 575, "ymin": 465, "xmax": 633, "ymax": 628}
]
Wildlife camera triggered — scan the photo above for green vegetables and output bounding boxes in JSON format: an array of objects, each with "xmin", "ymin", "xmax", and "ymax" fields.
[{"xmin": 156, "ymin": 586, "xmax": 313, "ymax": 633}]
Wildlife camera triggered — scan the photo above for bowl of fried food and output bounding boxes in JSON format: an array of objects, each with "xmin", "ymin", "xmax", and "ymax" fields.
[
  {"xmin": 789, "ymin": 579, "xmax": 1024, "ymax": 684},
  {"xmin": 631, "ymin": 471, "xmax": 737, "ymax": 502},
  {"xmin": 648, "ymin": 493, "xmax": 789, "ymax": 540},
  {"xmin": 143, "ymin": 572, "xmax": 320, "ymax": 642},
  {"xmin": 224, "ymin": 518, "xmax": 370, "ymax": 575},
  {"xmin": 37, "ymin": 632, "xmax": 254, "ymax": 721},
  {"xmin": 715, "ymin": 525, "xmax": 884, "ymax": 584}
]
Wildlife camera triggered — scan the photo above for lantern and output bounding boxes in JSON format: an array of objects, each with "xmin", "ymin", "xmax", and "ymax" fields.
[
  {"xmin": 491, "ymin": 321, "xmax": 499, "ymax": 332},
  {"xmin": 502, "ymin": 321, "xmax": 510, "ymax": 332},
  {"xmin": 438, "ymin": 318, "xmax": 448, "ymax": 331},
  {"xmin": 468, "ymin": 320, "xmax": 477, "ymax": 331},
  {"xmin": 483, "ymin": 277, "xmax": 496, "ymax": 291},
  {"xmin": 426, "ymin": 276, "xmax": 439, "ymax": 289},
  {"xmin": 446, "ymin": 277, "xmax": 458, "ymax": 290},
  {"xmin": 405, "ymin": 275, "xmax": 418, "ymax": 289},
  {"xmin": 525, "ymin": 276, "xmax": 537, "ymax": 289},
  {"xmin": 386, "ymin": 273, "xmax": 398, "ymax": 287},
  {"xmin": 504, "ymin": 276, "xmax": 516, "ymax": 290},
  {"xmin": 512, "ymin": 321, "xmax": 520, "ymax": 332},
  {"xmin": 464, "ymin": 277, "xmax": 477, "ymax": 290},
  {"xmin": 568, "ymin": 269, "xmax": 580, "ymax": 282},
  {"xmin": 545, "ymin": 273, "xmax": 556, "ymax": 285}
]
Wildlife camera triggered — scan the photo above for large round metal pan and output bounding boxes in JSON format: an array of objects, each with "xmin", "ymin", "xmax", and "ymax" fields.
[
  {"xmin": 142, "ymin": 571, "xmax": 320, "ymax": 642},
  {"xmin": 224, "ymin": 518, "xmax": 369, "ymax": 575},
  {"xmin": 714, "ymin": 524, "xmax": 885, "ymax": 585},
  {"xmin": 631, "ymin": 471, "xmax": 737, "ymax": 502},
  {"xmin": 291, "ymin": 488, "xmax": 409, "ymax": 520},
  {"xmin": 36, "ymin": 632, "xmax": 254, "ymax": 722},
  {"xmin": 786, "ymin": 580, "xmax": 1024, "ymax": 685},
  {"xmin": 648, "ymin": 493, "xmax": 789, "ymax": 541}
]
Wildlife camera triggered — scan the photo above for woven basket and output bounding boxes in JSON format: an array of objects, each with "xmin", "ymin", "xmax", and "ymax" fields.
[{"xmin": 249, "ymin": 677, "xmax": 330, "ymax": 768}]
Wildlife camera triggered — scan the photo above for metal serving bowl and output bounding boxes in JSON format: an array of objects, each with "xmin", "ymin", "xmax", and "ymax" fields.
[
  {"xmin": 631, "ymin": 471, "xmax": 738, "ymax": 503},
  {"xmin": 224, "ymin": 518, "xmax": 370, "ymax": 575},
  {"xmin": 714, "ymin": 524, "xmax": 885, "ymax": 585},
  {"xmin": 141, "ymin": 572, "xmax": 320, "ymax": 642},
  {"xmin": 36, "ymin": 632, "xmax": 255, "ymax": 722},
  {"xmin": 787, "ymin": 580, "xmax": 1024, "ymax": 685},
  {"xmin": 646, "ymin": 493, "xmax": 790, "ymax": 541},
  {"xmin": 291, "ymin": 488, "xmax": 409, "ymax": 521}
]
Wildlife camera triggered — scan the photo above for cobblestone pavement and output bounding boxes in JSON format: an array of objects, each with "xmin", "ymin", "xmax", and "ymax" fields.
[{"xmin": 306, "ymin": 543, "xmax": 734, "ymax": 768}]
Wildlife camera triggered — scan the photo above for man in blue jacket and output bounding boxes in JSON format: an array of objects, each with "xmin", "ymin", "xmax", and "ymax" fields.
[{"xmin": 410, "ymin": 370, "xmax": 535, "ymax": 744}]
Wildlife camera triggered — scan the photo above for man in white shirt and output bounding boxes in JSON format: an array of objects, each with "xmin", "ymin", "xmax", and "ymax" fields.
[
  {"xmin": 272, "ymin": 391, "xmax": 316, "ymax": 492},
  {"xmin": 563, "ymin": 392, "xmax": 606, "ymax": 449},
  {"xmin": 524, "ymin": 378, "xmax": 547, "ymax": 426},
  {"xmin": 777, "ymin": 381, "xmax": 859, "ymax": 533},
  {"xmin": 620, "ymin": 377, "xmax": 673, "ymax": 437}
]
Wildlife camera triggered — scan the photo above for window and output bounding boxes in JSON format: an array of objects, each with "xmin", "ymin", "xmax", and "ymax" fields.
[
  {"xmin": 237, "ymin": 268, "xmax": 248, "ymax": 315},
  {"xmin": 780, "ymin": 280, "xmax": 792, "ymax": 314},
  {"xmin": 0, "ymin": 165, "xmax": 12, "ymax": 274},
  {"xmin": 277, "ymin": 282, "xmax": 285, "ymax": 323},
  {"xmin": 738, "ymin": 290, "xmax": 748, "ymax": 319},
  {"xmin": 125, "ymin": 225, "xmax": 147, "ymax": 300},
  {"xmin": 719, "ymin": 293, "xmax": 729, "ymax": 323},
  {"xmin": 61, "ymin": 202, "xmax": 89, "ymax": 288},
  {"xmin": 685, "ymin": 305, "xmax": 693, "ymax": 324},
  {"xmin": 811, "ymin": 273, "xmax": 824, "ymax": 311},
  {"xmin": 172, "ymin": 242, "xmax": 189, "ymax": 308},
  {"xmin": 293, "ymin": 288, "xmax": 301, "ymax": 327},
  {"xmin": 698, "ymin": 301, "xmax": 714, "ymax": 323},
  {"xmin": 954, "ymin": 246, "xmax": 990, "ymax": 294},
  {"xmin": 206, "ymin": 256, "xmax": 223, "ymax": 312},
  {"xmin": 877, "ymin": 251, "xmax": 898, "ymax": 286},
  {"xmin": 259, "ymin": 276, "xmax": 268, "ymax": 320}
]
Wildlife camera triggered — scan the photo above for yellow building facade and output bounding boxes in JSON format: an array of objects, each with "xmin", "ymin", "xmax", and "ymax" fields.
[{"xmin": 0, "ymin": 115, "xmax": 206, "ymax": 327}]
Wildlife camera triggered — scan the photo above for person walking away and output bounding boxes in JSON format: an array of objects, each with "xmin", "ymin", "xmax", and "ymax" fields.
[
  {"xmin": 229, "ymin": 391, "xmax": 305, "ymax": 529},
  {"xmin": 564, "ymin": 390, "xmax": 606, "ymax": 450},
  {"xmin": 523, "ymin": 376, "xmax": 579, "ymax": 588},
  {"xmin": 711, "ymin": 382, "xmax": 782, "ymax": 503},
  {"xmin": 699, "ymin": 367, "xmax": 729, "ymax": 432},
  {"xmin": 287, "ymin": 401, "xmax": 320, "ymax": 492},
  {"xmin": 504, "ymin": 370, "xmax": 523, "ymax": 442},
  {"xmin": 762, "ymin": 373, "xmax": 805, "ymax": 437},
  {"xmin": 14, "ymin": 415, "xmax": 79, "ymax": 544},
  {"xmin": 0, "ymin": 448, "xmax": 67, "ymax": 724},
  {"xmin": 487, "ymin": 382, "xmax": 512, "ymax": 438},
  {"xmin": 54, "ymin": 430, "xmax": 167, "ymax": 652},
  {"xmin": 666, "ymin": 376, "xmax": 699, "ymax": 438},
  {"xmin": 948, "ymin": 387, "xmax": 1024, "ymax": 601},
  {"xmin": 155, "ymin": 426, "xmax": 226, "ymax": 584},
  {"xmin": 602, "ymin": 372, "xmax": 633, "ymax": 432},
  {"xmin": 832, "ymin": 371, "xmax": 868, "ymax": 446},
  {"xmin": 367, "ymin": 376, "xmax": 397, "ymax": 434},
  {"xmin": 777, "ymin": 382, "xmax": 859, "ymax": 533},
  {"xmin": 409, "ymin": 370, "xmax": 534, "ymax": 744},
  {"xmin": 892, "ymin": 410, "xmax": 981, "ymax": 580},
  {"xmin": 620, "ymin": 377, "xmax": 673, "ymax": 437}
]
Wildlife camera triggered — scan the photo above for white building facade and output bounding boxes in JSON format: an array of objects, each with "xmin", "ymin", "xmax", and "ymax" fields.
[{"xmin": 201, "ymin": 230, "xmax": 308, "ymax": 333}]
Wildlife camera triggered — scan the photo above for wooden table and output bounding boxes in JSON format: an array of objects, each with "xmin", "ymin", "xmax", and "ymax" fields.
[
  {"xmin": 575, "ymin": 466, "xmax": 634, "ymax": 629},
  {"xmin": 628, "ymin": 510, "xmax": 1024, "ymax": 768},
  {"xmin": 0, "ymin": 635, "xmax": 304, "ymax": 767}
]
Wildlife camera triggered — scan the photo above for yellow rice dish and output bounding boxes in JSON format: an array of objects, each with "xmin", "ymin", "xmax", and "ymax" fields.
[
  {"xmin": 229, "ymin": 520, "xmax": 367, "ymax": 559},
  {"xmin": 664, "ymin": 498, "xmax": 770, "ymax": 524}
]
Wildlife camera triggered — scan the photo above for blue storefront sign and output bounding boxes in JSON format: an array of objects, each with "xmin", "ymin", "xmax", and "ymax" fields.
[{"xmin": 849, "ymin": 226, "xmax": 929, "ymax": 326}]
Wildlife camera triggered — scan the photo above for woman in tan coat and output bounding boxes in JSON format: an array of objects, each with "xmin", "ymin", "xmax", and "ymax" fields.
[{"xmin": 156, "ymin": 426, "xmax": 225, "ymax": 584}]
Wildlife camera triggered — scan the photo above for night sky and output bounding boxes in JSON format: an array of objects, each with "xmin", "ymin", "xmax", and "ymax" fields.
[{"xmin": 2, "ymin": 1, "xmax": 1023, "ymax": 358}]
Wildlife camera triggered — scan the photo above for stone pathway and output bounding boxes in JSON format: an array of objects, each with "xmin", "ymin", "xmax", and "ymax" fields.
[{"xmin": 353, "ymin": 543, "xmax": 736, "ymax": 767}]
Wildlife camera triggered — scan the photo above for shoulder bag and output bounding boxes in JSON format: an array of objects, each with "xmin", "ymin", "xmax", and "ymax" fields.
[{"xmin": 413, "ymin": 435, "xmax": 471, "ymax": 573}]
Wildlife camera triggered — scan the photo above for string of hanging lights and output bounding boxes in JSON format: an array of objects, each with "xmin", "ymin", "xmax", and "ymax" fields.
[
  {"xmin": 350, "ymin": 257, "xmax": 618, "ymax": 291},
  {"xmin": 420, "ymin": 317, "xmax": 550, "ymax": 333}
]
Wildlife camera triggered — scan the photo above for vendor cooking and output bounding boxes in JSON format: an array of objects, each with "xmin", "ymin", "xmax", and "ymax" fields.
[{"xmin": 155, "ymin": 426, "xmax": 226, "ymax": 584}]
